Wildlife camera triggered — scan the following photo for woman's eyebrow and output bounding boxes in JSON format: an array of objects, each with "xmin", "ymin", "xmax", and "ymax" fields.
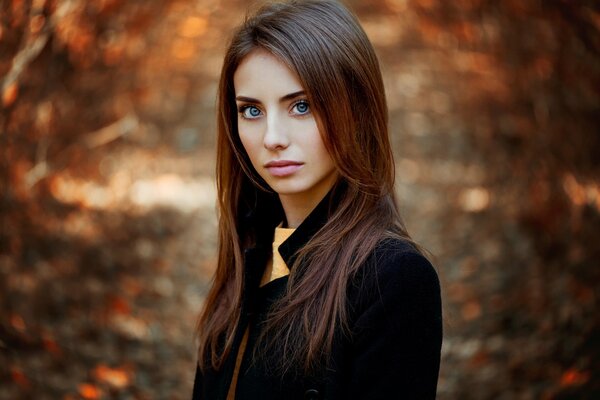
[
  {"xmin": 235, "ymin": 90, "xmax": 306, "ymax": 103},
  {"xmin": 279, "ymin": 90, "xmax": 305, "ymax": 102},
  {"xmin": 235, "ymin": 95, "xmax": 260, "ymax": 103}
]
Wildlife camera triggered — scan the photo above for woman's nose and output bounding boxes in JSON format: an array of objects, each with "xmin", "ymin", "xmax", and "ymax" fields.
[{"xmin": 263, "ymin": 113, "xmax": 290, "ymax": 150}]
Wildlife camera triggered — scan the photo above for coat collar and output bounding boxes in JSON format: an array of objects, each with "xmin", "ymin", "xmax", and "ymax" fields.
[
  {"xmin": 243, "ymin": 183, "xmax": 342, "ymax": 281},
  {"xmin": 240, "ymin": 184, "xmax": 344, "ymax": 321},
  {"xmin": 277, "ymin": 190, "xmax": 335, "ymax": 269}
]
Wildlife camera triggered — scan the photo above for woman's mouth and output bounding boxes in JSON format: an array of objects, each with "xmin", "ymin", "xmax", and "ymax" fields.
[{"xmin": 264, "ymin": 160, "xmax": 304, "ymax": 177}]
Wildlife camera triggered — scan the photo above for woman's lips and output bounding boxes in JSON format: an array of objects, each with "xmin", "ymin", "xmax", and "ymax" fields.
[{"xmin": 264, "ymin": 160, "xmax": 304, "ymax": 177}]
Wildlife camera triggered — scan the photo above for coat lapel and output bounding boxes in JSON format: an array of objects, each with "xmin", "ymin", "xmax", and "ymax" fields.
[{"xmin": 278, "ymin": 185, "xmax": 341, "ymax": 269}]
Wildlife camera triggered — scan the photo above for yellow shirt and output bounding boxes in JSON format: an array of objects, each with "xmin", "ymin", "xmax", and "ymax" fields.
[{"xmin": 260, "ymin": 226, "xmax": 295, "ymax": 286}]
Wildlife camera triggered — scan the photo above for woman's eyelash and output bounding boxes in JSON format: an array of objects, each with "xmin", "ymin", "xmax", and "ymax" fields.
[
  {"xmin": 238, "ymin": 104, "xmax": 262, "ymax": 119},
  {"xmin": 291, "ymin": 100, "xmax": 310, "ymax": 114},
  {"xmin": 237, "ymin": 100, "xmax": 310, "ymax": 118},
  {"xmin": 237, "ymin": 104, "xmax": 253, "ymax": 113}
]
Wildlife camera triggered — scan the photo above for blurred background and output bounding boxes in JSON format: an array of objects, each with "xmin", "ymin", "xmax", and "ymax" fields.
[{"xmin": 1, "ymin": 0, "xmax": 598, "ymax": 399}]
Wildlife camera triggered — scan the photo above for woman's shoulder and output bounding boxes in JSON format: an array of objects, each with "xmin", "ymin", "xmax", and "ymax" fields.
[
  {"xmin": 350, "ymin": 237, "xmax": 441, "ymax": 311},
  {"xmin": 344, "ymin": 242, "xmax": 442, "ymax": 400},
  {"xmin": 368, "ymin": 237, "xmax": 437, "ymax": 282}
]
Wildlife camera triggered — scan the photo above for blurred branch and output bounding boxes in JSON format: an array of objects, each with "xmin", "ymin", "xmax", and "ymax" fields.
[
  {"xmin": 556, "ymin": 1, "xmax": 600, "ymax": 56},
  {"xmin": 1, "ymin": 1, "xmax": 76, "ymax": 96},
  {"xmin": 25, "ymin": 113, "xmax": 139, "ymax": 188},
  {"xmin": 1, "ymin": 34, "xmax": 49, "ymax": 95},
  {"xmin": 82, "ymin": 113, "xmax": 139, "ymax": 149},
  {"xmin": 24, "ymin": 138, "xmax": 49, "ymax": 188}
]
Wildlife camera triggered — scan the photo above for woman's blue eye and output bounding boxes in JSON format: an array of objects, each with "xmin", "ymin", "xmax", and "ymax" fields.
[
  {"xmin": 240, "ymin": 106, "xmax": 262, "ymax": 119},
  {"xmin": 292, "ymin": 101, "xmax": 310, "ymax": 115}
]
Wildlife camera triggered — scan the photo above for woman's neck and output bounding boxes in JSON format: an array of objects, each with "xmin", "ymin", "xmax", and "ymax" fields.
[
  {"xmin": 278, "ymin": 176, "xmax": 337, "ymax": 228},
  {"xmin": 279, "ymin": 197, "xmax": 316, "ymax": 228}
]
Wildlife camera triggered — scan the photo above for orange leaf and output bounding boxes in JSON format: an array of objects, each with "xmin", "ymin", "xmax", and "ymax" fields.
[
  {"xmin": 2, "ymin": 82, "xmax": 18, "ymax": 107},
  {"xmin": 110, "ymin": 296, "xmax": 131, "ymax": 315},
  {"xmin": 179, "ymin": 16, "xmax": 208, "ymax": 38},
  {"xmin": 461, "ymin": 301, "xmax": 482, "ymax": 321},
  {"xmin": 10, "ymin": 314, "xmax": 26, "ymax": 332},
  {"xmin": 43, "ymin": 335, "xmax": 62, "ymax": 356},
  {"xmin": 78, "ymin": 383, "xmax": 102, "ymax": 399},
  {"xmin": 11, "ymin": 368, "xmax": 30, "ymax": 388},
  {"xmin": 560, "ymin": 369, "xmax": 589, "ymax": 387},
  {"xmin": 93, "ymin": 364, "xmax": 130, "ymax": 389}
]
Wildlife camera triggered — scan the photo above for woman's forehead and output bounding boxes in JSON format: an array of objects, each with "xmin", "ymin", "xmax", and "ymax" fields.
[{"xmin": 233, "ymin": 49, "xmax": 304, "ymax": 99}]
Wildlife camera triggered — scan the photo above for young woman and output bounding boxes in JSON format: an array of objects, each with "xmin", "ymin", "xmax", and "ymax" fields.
[{"xmin": 193, "ymin": 1, "xmax": 442, "ymax": 399}]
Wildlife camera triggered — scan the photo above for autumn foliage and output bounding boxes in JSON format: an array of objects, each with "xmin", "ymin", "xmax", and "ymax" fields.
[{"xmin": 1, "ymin": 0, "xmax": 598, "ymax": 399}]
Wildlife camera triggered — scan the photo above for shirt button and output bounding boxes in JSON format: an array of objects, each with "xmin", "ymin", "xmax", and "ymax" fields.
[{"xmin": 304, "ymin": 389, "xmax": 320, "ymax": 399}]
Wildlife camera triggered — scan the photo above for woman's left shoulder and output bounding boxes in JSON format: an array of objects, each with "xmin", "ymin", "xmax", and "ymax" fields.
[
  {"xmin": 367, "ymin": 237, "xmax": 439, "ymax": 286},
  {"xmin": 344, "ymin": 241, "xmax": 442, "ymax": 399},
  {"xmin": 350, "ymin": 237, "xmax": 441, "ymax": 311}
]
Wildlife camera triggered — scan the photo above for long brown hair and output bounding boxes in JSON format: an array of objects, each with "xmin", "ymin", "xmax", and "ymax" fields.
[{"xmin": 197, "ymin": 0, "xmax": 418, "ymax": 374}]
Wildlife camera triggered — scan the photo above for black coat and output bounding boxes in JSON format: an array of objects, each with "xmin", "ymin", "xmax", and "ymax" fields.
[{"xmin": 192, "ymin": 193, "xmax": 442, "ymax": 399}]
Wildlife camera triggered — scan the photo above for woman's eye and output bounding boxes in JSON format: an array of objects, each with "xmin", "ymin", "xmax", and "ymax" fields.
[
  {"xmin": 240, "ymin": 105, "xmax": 262, "ymax": 119},
  {"xmin": 291, "ymin": 101, "xmax": 310, "ymax": 115}
]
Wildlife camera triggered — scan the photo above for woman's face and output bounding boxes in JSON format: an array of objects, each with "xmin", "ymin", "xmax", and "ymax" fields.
[{"xmin": 234, "ymin": 49, "xmax": 338, "ymax": 209}]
